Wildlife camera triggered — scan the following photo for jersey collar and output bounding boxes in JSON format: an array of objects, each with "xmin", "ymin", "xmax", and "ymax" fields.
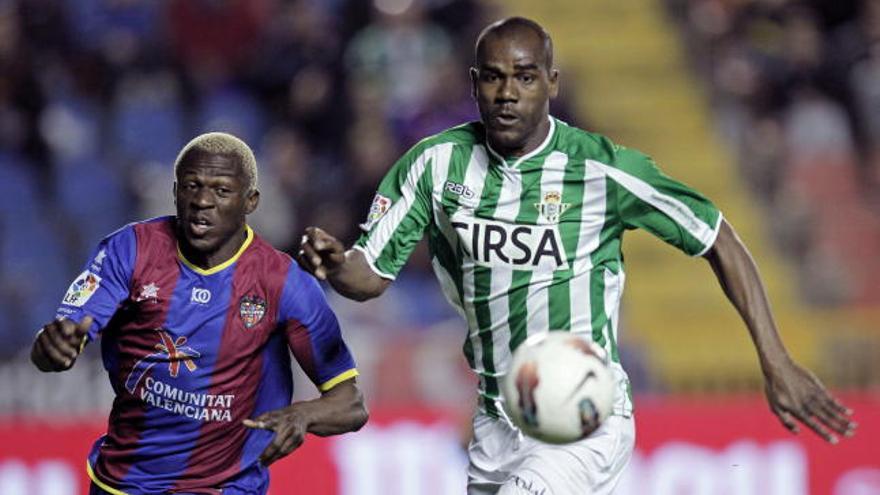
[
  {"xmin": 485, "ymin": 116, "xmax": 556, "ymax": 169},
  {"xmin": 177, "ymin": 225, "xmax": 254, "ymax": 276}
]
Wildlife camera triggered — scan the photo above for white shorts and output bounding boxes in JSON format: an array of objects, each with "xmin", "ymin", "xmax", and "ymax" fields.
[{"xmin": 466, "ymin": 412, "xmax": 635, "ymax": 495}]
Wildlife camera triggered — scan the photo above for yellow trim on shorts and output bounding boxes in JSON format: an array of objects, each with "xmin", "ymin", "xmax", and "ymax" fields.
[
  {"xmin": 86, "ymin": 460, "xmax": 130, "ymax": 495},
  {"xmin": 177, "ymin": 225, "xmax": 254, "ymax": 275},
  {"xmin": 319, "ymin": 369, "xmax": 359, "ymax": 392}
]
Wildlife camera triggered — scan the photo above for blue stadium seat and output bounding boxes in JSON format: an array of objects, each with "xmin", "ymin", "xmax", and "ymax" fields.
[
  {"xmin": 0, "ymin": 153, "xmax": 77, "ymax": 348},
  {"xmin": 53, "ymin": 154, "xmax": 129, "ymax": 255},
  {"xmin": 112, "ymin": 91, "xmax": 186, "ymax": 167},
  {"xmin": 62, "ymin": 0, "xmax": 162, "ymax": 51},
  {"xmin": 196, "ymin": 86, "xmax": 267, "ymax": 146},
  {"xmin": 0, "ymin": 152, "xmax": 39, "ymax": 217}
]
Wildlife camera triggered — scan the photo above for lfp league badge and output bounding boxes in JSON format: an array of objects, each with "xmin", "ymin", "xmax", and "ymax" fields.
[{"xmin": 238, "ymin": 295, "xmax": 267, "ymax": 329}]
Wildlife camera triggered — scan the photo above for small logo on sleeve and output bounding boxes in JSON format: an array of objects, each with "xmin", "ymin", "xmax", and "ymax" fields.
[
  {"xmin": 239, "ymin": 295, "xmax": 267, "ymax": 329},
  {"xmin": 89, "ymin": 249, "xmax": 108, "ymax": 272},
  {"xmin": 62, "ymin": 271, "xmax": 102, "ymax": 307},
  {"xmin": 359, "ymin": 193, "xmax": 392, "ymax": 231}
]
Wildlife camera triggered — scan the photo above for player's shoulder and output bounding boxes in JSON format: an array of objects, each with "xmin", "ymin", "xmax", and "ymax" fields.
[
  {"xmin": 94, "ymin": 216, "xmax": 169, "ymax": 250},
  {"xmin": 245, "ymin": 230, "xmax": 295, "ymax": 273},
  {"xmin": 408, "ymin": 121, "xmax": 482, "ymax": 153},
  {"xmin": 127, "ymin": 216, "xmax": 176, "ymax": 240},
  {"xmin": 553, "ymin": 119, "xmax": 618, "ymax": 163},
  {"xmin": 120, "ymin": 216, "xmax": 180, "ymax": 257},
  {"xmin": 553, "ymin": 118, "xmax": 650, "ymax": 170}
]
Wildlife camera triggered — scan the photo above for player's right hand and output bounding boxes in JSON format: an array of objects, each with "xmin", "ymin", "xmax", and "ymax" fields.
[
  {"xmin": 297, "ymin": 226, "xmax": 345, "ymax": 281},
  {"xmin": 31, "ymin": 316, "xmax": 92, "ymax": 372}
]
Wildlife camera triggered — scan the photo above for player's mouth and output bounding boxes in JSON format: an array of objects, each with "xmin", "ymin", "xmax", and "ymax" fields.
[
  {"xmin": 491, "ymin": 110, "xmax": 520, "ymax": 127},
  {"xmin": 493, "ymin": 112, "xmax": 519, "ymax": 127},
  {"xmin": 188, "ymin": 217, "xmax": 213, "ymax": 237}
]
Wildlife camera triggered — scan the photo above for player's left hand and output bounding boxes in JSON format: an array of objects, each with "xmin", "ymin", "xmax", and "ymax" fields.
[
  {"xmin": 243, "ymin": 406, "xmax": 310, "ymax": 465},
  {"xmin": 764, "ymin": 359, "xmax": 857, "ymax": 443}
]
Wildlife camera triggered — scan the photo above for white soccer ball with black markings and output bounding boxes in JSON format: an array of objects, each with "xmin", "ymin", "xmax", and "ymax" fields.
[{"xmin": 501, "ymin": 332, "xmax": 615, "ymax": 444}]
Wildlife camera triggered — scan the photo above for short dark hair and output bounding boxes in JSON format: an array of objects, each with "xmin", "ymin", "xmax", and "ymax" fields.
[{"xmin": 474, "ymin": 17, "xmax": 554, "ymax": 71}]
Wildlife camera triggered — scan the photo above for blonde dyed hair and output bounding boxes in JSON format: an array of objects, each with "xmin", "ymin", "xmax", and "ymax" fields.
[{"xmin": 174, "ymin": 132, "xmax": 258, "ymax": 192}]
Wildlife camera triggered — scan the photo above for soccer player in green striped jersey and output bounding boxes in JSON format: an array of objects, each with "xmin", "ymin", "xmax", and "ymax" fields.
[{"xmin": 299, "ymin": 16, "xmax": 856, "ymax": 495}]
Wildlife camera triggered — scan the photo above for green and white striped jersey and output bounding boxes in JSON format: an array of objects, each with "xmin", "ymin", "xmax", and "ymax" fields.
[{"xmin": 355, "ymin": 117, "xmax": 722, "ymax": 418}]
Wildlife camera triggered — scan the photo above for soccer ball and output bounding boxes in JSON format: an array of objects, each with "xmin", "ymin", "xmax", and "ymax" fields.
[{"xmin": 501, "ymin": 332, "xmax": 615, "ymax": 444}]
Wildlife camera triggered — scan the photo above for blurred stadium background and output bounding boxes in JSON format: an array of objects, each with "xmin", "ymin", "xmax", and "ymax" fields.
[{"xmin": 0, "ymin": 0, "xmax": 878, "ymax": 493}]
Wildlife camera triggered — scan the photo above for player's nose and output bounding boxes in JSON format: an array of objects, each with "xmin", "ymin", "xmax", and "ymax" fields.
[
  {"xmin": 497, "ymin": 77, "xmax": 518, "ymax": 101},
  {"xmin": 191, "ymin": 188, "xmax": 215, "ymax": 208}
]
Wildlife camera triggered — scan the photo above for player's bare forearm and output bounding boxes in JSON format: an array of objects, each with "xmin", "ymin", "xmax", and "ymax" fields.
[
  {"xmin": 298, "ymin": 227, "xmax": 390, "ymax": 301},
  {"xmin": 703, "ymin": 219, "xmax": 790, "ymax": 372},
  {"xmin": 243, "ymin": 378, "xmax": 368, "ymax": 465},
  {"xmin": 297, "ymin": 378, "xmax": 369, "ymax": 436},
  {"xmin": 703, "ymin": 219, "xmax": 856, "ymax": 442},
  {"xmin": 326, "ymin": 249, "xmax": 391, "ymax": 302}
]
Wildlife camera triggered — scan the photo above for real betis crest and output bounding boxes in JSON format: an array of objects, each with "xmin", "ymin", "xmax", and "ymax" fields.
[
  {"xmin": 239, "ymin": 295, "xmax": 267, "ymax": 329},
  {"xmin": 534, "ymin": 191, "xmax": 571, "ymax": 223}
]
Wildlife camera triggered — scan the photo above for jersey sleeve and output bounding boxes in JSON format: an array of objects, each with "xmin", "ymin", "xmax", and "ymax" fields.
[
  {"xmin": 55, "ymin": 224, "xmax": 136, "ymax": 341},
  {"xmin": 353, "ymin": 139, "xmax": 438, "ymax": 279},
  {"xmin": 610, "ymin": 147, "xmax": 723, "ymax": 256},
  {"xmin": 279, "ymin": 262, "xmax": 358, "ymax": 392}
]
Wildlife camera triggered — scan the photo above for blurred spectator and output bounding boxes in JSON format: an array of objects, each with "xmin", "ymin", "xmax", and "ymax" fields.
[
  {"xmin": 669, "ymin": 0, "xmax": 880, "ymax": 306},
  {"xmin": 0, "ymin": 0, "xmax": 498, "ymax": 357},
  {"xmin": 344, "ymin": 2, "xmax": 453, "ymax": 121}
]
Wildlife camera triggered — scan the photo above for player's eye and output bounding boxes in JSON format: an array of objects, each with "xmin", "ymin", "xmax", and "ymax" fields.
[
  {"xmin": 482, "ymin": 72, "xmax": 500, "ymax": 82},
  {"xmin": 518, "ymin": 74, "xmax": 535, "ymax": 84}
]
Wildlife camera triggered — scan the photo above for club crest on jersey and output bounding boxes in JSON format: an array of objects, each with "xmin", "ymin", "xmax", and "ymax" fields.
[
  {"xmin": 239, "ymin": 295, "xmax": 267, "ymax": 329},
  {"xmin": 534, "ymin": 191, "xmax": 571, "ymax": 223},
  {"xmin": 62, "ymin": 271, "xmax": 101, "ymax": 307},
  {"xmin": 125, "ymin": 329, "xmax": 200, "ymax": 393},
  {"xmin": 359, "ymin": 193, "xmax": 392, "ymax": 231}
]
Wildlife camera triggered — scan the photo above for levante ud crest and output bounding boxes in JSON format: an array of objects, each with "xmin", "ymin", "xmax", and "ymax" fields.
[{"xmin": 239, "ymin": 295, "xmax": 267, "ymax": 329}]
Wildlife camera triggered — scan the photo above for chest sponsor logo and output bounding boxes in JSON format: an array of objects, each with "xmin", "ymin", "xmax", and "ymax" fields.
[
  {"xmin": 125, "ymin": 330, "xmax": 200, "ymax": 393},
  {"xmin": 534, "ymin": 191, "xmax": 571, "ymax": 224},
  {"xmin": 190, "ymin": 287, "xmax": 211, "ymax": 304},
  {"xmin": 359, "ymin": 193, "xmax": 392, "ymax": 231},
  {"xmin": 239, "ymin": 295, "xmax": 267, "ymax": 329},
  {"xmin": 451, "ymin": 217, "xmax": 569, "ymax": 270},
  {"xmin": 62, "ymin": 270, "xmax": 101, "ymax": 307},
  {"xmin": 124, "ymin": 329, "xmax": 232, "ymax": 422}
]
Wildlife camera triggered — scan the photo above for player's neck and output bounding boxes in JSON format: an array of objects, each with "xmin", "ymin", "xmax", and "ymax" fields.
[
  {"xmin": 179, "ymin": 227, "xmax": 250, "ymax": 271},
  {"xmin": 488, "ymin": 116, "xmax": 552, "ymax": 159}
]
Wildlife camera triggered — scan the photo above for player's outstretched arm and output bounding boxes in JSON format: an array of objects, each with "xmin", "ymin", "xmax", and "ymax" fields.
[
  {"xmin": 30, "ymin": 316, "xmax": 93, "ymax": 372},
  {"xmin": 243, "ymin": 378, "xmax": 368, "ymax": 465},
  {"xmin": 703, "ymin": 219, "xmax": 857, "ymax": 443},
  {"xmin": 297, "ymin": 226, "xmax": 391, "ymax": 301}
]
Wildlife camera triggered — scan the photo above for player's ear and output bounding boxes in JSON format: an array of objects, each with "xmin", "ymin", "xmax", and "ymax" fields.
[
  {"xmin": 172, "ymin": 182, "xmax": 178, "ymax": 205},
  {"xmin": 469, "ymin": 67, "xmax": 479, "ymax": 99},
  {"xmin": 548, "ymin": 68, "xmax": 559, "ymax": 99},
  {"xmin": 244, "ymin": 189, "xmax": 260, "ymax": 215}
]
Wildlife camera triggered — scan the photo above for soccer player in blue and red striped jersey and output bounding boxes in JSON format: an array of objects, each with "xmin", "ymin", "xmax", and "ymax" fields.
[{"xmin": 31, "ymin": 132, "xmax": 368, "ymax": 494}]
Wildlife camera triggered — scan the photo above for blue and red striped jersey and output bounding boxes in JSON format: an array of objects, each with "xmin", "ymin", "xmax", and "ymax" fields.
[{"xmin": 56, "ymin": 216, "xmax": 358, "ymax": 494}]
